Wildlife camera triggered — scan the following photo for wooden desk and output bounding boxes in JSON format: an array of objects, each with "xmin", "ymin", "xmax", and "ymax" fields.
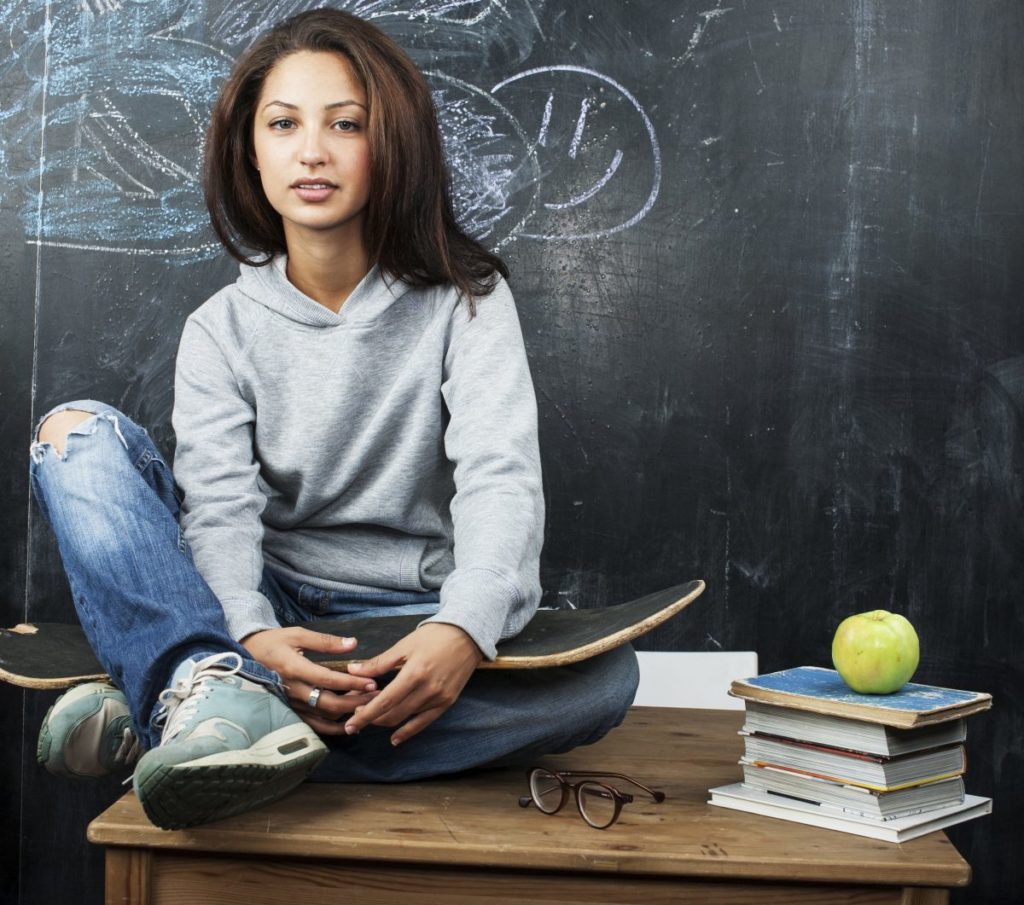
[{"xmin": 88, "ymin": 708, "xmax": 971, "ymax": 904}]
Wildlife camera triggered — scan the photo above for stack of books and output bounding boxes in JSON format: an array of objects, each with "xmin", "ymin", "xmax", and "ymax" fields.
[{"xmin": 708, "ymin": 666, "xmax": 993, "ymax": 842}]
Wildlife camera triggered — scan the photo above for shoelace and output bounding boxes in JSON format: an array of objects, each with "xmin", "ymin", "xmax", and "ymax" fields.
[
  {"xmin": 115, "ymin": 725, "xmax": 142, "ymax": 766},
  {"xmin": 123, "ymin": 652, "xmax": 245, "ymax": 787},
  {"xmin": 155, "ymin": 652, "xmax": 244, "ymax": 745}
]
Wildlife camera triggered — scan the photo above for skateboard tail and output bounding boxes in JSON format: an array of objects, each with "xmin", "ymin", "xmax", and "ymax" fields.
[{"xmin": 484, "ymin": 578, "xmax": 705, "ymax": 669}]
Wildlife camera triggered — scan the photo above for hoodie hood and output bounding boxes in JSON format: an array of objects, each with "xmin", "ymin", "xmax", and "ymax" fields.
[{"xmin": 236, "ymin": 256, "xmax": 410, "ymax": 328}]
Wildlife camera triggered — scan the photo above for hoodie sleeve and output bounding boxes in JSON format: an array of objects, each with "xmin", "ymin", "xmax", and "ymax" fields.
[
  {"xmin": 420, "ymin": 280, "xmax": 545, "ymax": 660},
  {"xmin": 172, "ymin": 315, "xmax": 280, "ymax": 641}
]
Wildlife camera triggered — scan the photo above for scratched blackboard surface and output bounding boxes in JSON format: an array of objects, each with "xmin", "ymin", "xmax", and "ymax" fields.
[{"xmin": 1, "ymin": 2, "xmax": 1022, "ymax": 903}]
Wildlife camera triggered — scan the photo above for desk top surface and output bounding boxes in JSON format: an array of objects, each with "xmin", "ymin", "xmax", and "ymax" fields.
[{"xmin": 88, "ymin": 708, "xmax": 972, "ymax": 888}]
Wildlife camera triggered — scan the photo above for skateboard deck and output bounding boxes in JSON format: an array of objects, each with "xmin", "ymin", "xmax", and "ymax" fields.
[{"xmin": 0, "ymin": 579, "xmax": 703, "ymax": 690}]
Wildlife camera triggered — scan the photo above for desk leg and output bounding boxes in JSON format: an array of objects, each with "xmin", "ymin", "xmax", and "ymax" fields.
[
  {"xmin": 105, "ymin": 848, "xmax": 152, "ymax": 905},
  {"xmin": 901, "ymin": 890, "xmax": 949, "ymax": 905}
]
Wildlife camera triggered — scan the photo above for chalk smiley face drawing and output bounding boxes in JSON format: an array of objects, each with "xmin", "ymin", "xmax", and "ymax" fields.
[{"xmin": 491, "ymin": 66, "xmax": 662, "ymax": 242}]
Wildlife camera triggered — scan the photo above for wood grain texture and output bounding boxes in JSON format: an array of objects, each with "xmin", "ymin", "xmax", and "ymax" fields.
[
  {"xmin": 899, "ymin": 890, "xmax": 950, "ymax": 905},
  {"xmin": 105, "ymin": 848, "xmax": 152, "ymax": 905},
  {"xmin": 88, "ymin": 709, "xmax": 972, "ymax": 890},
  {"xmin": 141, "ymin": 852, "xmax": 923, "ymax": 905}
]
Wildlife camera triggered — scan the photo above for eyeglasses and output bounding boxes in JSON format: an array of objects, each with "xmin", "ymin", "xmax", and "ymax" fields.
[{"xmin": 518, "ymin": 767, "xmax": 666, "ymax": 829}]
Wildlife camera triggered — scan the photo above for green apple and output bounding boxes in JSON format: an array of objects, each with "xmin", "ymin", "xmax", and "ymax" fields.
[{"xmin": 831, "ymin": 610, "xmax": 920, "ymax": 694}]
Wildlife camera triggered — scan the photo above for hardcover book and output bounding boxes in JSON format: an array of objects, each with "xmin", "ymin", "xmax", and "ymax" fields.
[{"xmin": 730, "ymin": 667, "xmax": 992, "ymax": 729}]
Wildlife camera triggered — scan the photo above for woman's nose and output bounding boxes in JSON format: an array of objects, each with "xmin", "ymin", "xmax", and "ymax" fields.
[{"xmin": 299, "ymin": 132, "xmax": 327, "ymax": 166}]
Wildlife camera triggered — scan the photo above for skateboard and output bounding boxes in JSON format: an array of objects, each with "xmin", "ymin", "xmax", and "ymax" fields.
[{"xmin": 0, "ymin": 580, "xmax": 704, "ymax": 690}]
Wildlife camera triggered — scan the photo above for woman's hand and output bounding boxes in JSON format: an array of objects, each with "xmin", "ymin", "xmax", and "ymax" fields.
[
  {"xmin": 343, "ymin": 623, "xmax": 484, "ymax": 746},
  {"xmin": 242, "ymin": 626, "xmax": 380, "ymax": 736}
]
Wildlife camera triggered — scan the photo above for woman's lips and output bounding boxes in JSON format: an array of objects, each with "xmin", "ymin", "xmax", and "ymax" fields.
[{"xmin": 292, "ymin": 182, "xmax": 337, "ymax": 202}]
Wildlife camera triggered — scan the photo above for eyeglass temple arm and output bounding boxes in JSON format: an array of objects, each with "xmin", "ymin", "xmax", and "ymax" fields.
[{"xmin": 554, "ymin": 771, "xmax": 666, "ymax": 802}]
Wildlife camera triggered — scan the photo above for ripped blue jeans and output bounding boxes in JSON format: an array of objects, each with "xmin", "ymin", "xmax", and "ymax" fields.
[
  {"xmin": 29, "ymin": 400, "xmax": 282, "ymax": 747},
  {"xmin": 29, "ymin": 400, "xmax": 640, "ymax": 782}
]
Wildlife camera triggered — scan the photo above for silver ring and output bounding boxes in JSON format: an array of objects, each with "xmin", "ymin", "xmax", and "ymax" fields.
[{"xmin": 307, "ymin": 687, "xmax": 322, "ymax": 708}]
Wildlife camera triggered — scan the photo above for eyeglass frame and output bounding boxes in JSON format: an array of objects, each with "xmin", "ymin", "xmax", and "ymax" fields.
[{"xmin": 518, "ymin": 767, "xmax": 666, "ymax": 829}]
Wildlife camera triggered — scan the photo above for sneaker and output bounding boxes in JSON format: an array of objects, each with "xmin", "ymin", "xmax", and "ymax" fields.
[
  {"xmin": 37, "ymin": 682, "xmax": 141, "ymax": 779},
  {"xmin": 132, "ymin": 652, "xmax": 326, "ymax": 830}
]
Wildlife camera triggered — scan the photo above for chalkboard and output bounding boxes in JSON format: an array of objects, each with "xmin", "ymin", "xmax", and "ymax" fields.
[{"xmin": 2, "ymin": 3, "xmax": 1022, "ymax": 904}]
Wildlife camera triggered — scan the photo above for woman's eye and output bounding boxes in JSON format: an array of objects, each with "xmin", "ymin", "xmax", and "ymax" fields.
[
  {"xmin": 269, "ymin": 118, "xmax": 295, "ymax": 130},
  {"xmin": 333, "ymin": 119, "xmax": 359, "ymax": 132}
]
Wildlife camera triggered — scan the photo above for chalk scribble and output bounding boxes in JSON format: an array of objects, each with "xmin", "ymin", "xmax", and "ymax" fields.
[{"xmin": 0, "ymin": 0, "xmax": 728, "ymax": 261}]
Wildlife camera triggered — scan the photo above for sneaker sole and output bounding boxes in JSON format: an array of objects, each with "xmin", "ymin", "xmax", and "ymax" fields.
[
  {"xmin": 134, "ymin": 725, "xmax": 327, "ymax": 830},
  {"xmin": 36, "ymin": 701, "xmax": 57, "ymax": 768}
]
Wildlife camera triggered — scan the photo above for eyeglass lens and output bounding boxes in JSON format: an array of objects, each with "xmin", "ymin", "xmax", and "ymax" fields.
[
  {"xmin": 529, "ymin": 769, "xmax": 565, "ymax": 813},
  {"xmin": 577, "ymin": 782, "xmax": 617, "ymax": 828}
]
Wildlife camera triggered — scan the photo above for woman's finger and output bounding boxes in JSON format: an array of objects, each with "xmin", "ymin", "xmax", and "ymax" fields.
[
  {"xmin": 388, "ymin": 705, "xmax": 447, "ymax": 746},
  {"xmin": 346, "ymin": 669, "xmax": 430, "ymax": 733},
  {"xmin": 289, "ymin": 682, "xmax": 380, "ymax": 719},
  {"xmin": 245, "ymin": 627, "xmax": 365, "ymax": 691},
  {"xmin": 275, "ymin": 643, "xmax": 377, "ymax": 693},
  {"xmin": 296, "ymin": 709, "xmax": 351, "ymax": 736},
  {"xmin": 346, "ymin": 644, "xmax": 405, "ymax": 678},
  {"xmin": 287, "ymin": 659, "xmax": 377, "ymax": 693},
  {"xmin": 286, "ymin": 627, "xmax": 358, "ymax": 655}
]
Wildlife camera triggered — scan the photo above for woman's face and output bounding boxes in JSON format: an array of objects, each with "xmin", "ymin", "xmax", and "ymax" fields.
[{"xmin": 252, "ymin": 51, "xmax": 372, "ymax": 254}]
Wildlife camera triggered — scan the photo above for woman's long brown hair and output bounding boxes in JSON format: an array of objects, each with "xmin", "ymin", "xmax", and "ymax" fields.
[{"xmin": 204, "ymin": 8, "xmax": 507, "ymax": 312}]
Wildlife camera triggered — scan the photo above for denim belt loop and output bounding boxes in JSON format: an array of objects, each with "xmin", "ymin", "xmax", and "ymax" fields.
[{"xmin": 297, "ymin": 583, "xmax": 318, "ymax": 612}]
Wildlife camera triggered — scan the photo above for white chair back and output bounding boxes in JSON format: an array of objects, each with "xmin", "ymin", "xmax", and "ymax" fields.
[{"xmin": 633, "ymin": 651, "xmax": 758, "ymax": 709}]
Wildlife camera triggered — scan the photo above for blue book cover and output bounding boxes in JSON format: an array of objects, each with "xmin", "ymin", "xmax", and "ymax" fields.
[{"xmin": 731, "ymin": 667, "xmax": 992, "ymax": 727}]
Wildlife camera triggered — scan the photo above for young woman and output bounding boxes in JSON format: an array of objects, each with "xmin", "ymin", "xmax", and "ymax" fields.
[{"xmin": 29, "ymin": 8, "xmax": 638, "ymax": 830}]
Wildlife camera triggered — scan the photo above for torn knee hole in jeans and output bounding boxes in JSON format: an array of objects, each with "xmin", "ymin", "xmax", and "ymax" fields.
[{"xmin": 30, "ymin": 411, "xmax": 129, "ymax": 464}]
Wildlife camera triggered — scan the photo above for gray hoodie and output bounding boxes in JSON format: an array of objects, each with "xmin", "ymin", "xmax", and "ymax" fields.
[{"xmin": 171, "ymin": 257, "xmax": 543, "ymax": 659}]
